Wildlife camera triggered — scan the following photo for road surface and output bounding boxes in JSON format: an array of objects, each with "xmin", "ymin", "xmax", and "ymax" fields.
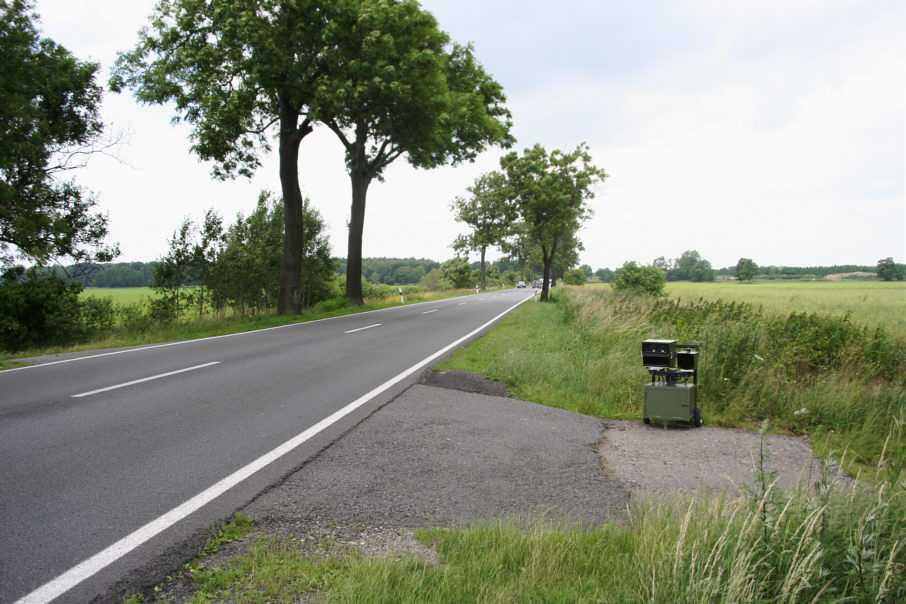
[{"xmin": 0, "ymin": 289, "xmax": 534, "ymax": 602}]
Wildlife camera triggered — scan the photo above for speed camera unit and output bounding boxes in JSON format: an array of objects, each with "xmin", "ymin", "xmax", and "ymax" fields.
[{"xmin": 642, "ymin": 339, "xmax": 702, "ymax": 428}]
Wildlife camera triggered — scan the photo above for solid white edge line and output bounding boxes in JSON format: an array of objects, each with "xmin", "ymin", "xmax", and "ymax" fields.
[
  {"xmin": 71, "ymin": 362, "xmax": 221, "ymax": 398},
  {"xmin": 343, "ymin": 323, "xmax": 381, "ymax": 334},
  {"xmin": 14, "ymin": 291, "xmax": 535, "ymax": 604}
]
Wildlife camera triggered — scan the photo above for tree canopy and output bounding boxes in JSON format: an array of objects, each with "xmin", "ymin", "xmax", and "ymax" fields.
[
  {"xmin": 316, "ymin": 0, "xmax": 513, "ymax": 304},
  {"xmin": 0, "ymin": 0, "xmax": 117, "ymax": 267},
  {"xmin": 735, "ymin": 257, "xmax": 758, "ymax": 282},
  {"xmin": 876, "ymin": 257, "xmax": 905, "ymax": 281},
  {"xmin": 112, "ymin": 0, "xmax": 336, "ymax": 314},
  {"xmin": 451, "ymin": 171, "xmax": 513, "ymax": 290},
  {"xmin": 499, "ymin": 143, "xmax": 606, "ymax": 301}
]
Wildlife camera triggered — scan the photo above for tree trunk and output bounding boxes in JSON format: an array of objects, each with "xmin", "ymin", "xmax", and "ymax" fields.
[
  {"xmin": 479, "ymin": 246, "xmax": 487, "ymax": 290},
  {"xmin": 345, "ymin": 123, "xmax": 374, "ymax": 306},
  {"xmin": 276, "ymin": 107, "xmax": 307, "ymax": 315},
  {"xmin": 540, "ymin": 258, "xmax": 551, "ymax": 301},
  {"xmin": 346, "ymin": 169, "xmax": 369, "ymax": 306},
  {"xmin": 539, "ymin": 239, "xmax": 559, "ymax": 302}
]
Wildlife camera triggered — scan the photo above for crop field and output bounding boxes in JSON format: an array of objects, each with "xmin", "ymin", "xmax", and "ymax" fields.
[
  {"xmin": 664, "ymin": 280, "xmax": 905, "ymax": 340},
  {"xmin": 81, "ymin": 286, "xmax": 154, "ymax": 305}
]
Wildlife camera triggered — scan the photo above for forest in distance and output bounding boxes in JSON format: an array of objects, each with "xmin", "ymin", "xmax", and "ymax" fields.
[{"xmin": 63, "ymin": 258, "xmax": 887, "ymax": 289}]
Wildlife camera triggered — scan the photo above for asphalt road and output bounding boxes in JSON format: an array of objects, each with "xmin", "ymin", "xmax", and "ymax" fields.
[{"xmin": 0, "ymin": 289, "xmax": 535, "ymax": 603}]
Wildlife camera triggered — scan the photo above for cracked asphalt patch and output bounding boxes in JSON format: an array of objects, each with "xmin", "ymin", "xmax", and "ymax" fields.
[{"xmin": 245, "ymin": 383, "xmax": 628, "ymax": 532}]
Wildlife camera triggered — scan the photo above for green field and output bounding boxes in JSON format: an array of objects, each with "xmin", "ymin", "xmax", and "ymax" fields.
[
  {"xmin": 663, "ymin": 280, "xmax": 905, "ymax": 339},
  {"xmin": 81, "ymin": 286, "xmax": 154, "ymax": 304}
]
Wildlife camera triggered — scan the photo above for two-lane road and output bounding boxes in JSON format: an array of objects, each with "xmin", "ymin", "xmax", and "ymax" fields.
[{"xmin": 0, "ymin": 289, "xmax": 535, "ymax": 603}]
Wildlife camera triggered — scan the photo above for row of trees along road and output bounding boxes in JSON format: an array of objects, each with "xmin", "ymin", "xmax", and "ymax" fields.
[
  {"xmin": 111, "ymin": 0, "xmax": 513, "ymax": 312},
  {"xmin": 452, "ymin": 143, "xmax": 606, "ymax": 301}
]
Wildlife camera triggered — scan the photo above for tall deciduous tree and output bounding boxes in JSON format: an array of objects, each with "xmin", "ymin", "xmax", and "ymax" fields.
[
  {"xmin": 500, "ymin": 143, "xmax": 606, "ymax": 301},
  {"xmin": 315, "ymin": 0, "xmax": 513, "ymax": 305},
  {"xmin": 451, "ymin": 171, "xmax": 513, "ymax": 290},
  {"xmin": 735, "ymin": 257, "xmax": 758, "ymax": 282},
  {"xmin": 669, "ymin": 250, "xmax": 701, "ymax": 281},
  {"xmin": 111, "ymin": 0, "xmax": 334, "ymax": 314},
  {"xmin": 0, "ymin": 0, "xmax": 117, "ymax": 267},
  {"xmin": 876, "ymin": 257, "xmax": 905, "ymax": 281}
]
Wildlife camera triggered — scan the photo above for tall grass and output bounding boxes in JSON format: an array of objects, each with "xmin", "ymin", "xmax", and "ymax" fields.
[
  {"xmin": 568, "ymin": 288, "xmax": 905, "ymax": 472},
  {"xmin": 665, "ymin": 280, "xmax": 906, "ymax": 340}
]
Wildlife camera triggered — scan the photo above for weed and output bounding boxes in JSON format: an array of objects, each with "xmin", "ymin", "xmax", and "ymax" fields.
[{"xmin": 200, "ymin": 513, "xmax": 254, "ymax": 558}]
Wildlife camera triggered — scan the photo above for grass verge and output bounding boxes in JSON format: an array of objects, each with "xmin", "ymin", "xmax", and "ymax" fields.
[{"xmin": 141, "ymin": 465, "xmax": 904, "ymax": 603}]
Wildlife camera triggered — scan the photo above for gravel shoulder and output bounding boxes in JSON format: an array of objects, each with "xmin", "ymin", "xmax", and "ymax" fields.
[{"xmin": 150, "ymin": 370, "xmax": 851, "ymax": 602}]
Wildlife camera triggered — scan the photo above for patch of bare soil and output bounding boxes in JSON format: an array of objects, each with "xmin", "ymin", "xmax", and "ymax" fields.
[
  {"xmin": 599, "ymin": 420, "xmax": 854, "ymax": 500},
  {"xmin": 422, "ymin": 369, "xmax": 511, "ymax": 397}
]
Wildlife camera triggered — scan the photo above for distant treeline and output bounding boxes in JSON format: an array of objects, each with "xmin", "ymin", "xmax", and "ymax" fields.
[
  {"xmin": 714, "ymin": 264, "xmax": 876, "ymax": 278},
  {"xmin": 66, "ymin": 258, "xmax": 449, "ymax": 288},
  {"xmin": 334, "ymin": 257, "xmax": 440, "ymax": 286},
  {"xmin": 61, "ymin": 260, "xmax": 882, "ymax": 288},
  {"xmin": 60, "ymin": 262, "xmax": 155, "ymax": 287}
]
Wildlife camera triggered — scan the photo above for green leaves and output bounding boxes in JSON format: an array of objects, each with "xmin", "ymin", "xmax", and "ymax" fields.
[
  {"xmin": 111, "ymin": 0, "xmax": 326, "ymax": 179},
  {"xmin": 735, "ymin": 257, "xmax": 758, "ymax": 282},
  {"xmin": 612, "ymin": 261, "xmax": 667, "ymax": 296},
  {"xmin": 499, "ymin": 143, "xmax": 606, "ymax": 299},
  {"xmin": 0, "ymin": 0, "xmax": 114, "ymax": 266},
  {"xmin": 452, "ymin": 171, "xmax": 513, "ymax": 253},
  {"xmin": 111, "ymin": 0, "xmax": 512, "ymax": 307}
]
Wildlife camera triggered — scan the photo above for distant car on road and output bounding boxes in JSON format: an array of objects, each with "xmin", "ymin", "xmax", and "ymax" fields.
[
  {"xmin": 517, "ymin": 281, "xmax": 526, "ymax": 288},
  {"xmin": 532, "ymin": 279, "xmax": 542, "ymax": 288}
]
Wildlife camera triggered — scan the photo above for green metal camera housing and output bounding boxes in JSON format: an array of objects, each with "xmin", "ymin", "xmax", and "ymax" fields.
[{"xmin": 642, "ymin": 340, "xmax": 702, "ymax": 427}]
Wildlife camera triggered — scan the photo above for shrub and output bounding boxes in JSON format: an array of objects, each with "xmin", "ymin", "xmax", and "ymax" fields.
[
  {"xmin": 80, "ymin": 295, "xmax": 116, "ymax": 334},
  {"xmin": 0, "ymin": 266, "xmax": 86, "ymax": 351},
  {"xmin": 562, "ymin": 268, "xmax": 587, "ymax": 285},
  {"xmin": 612, "ymin": 261, "xmax": 666, "ymax": 296},
  {"xmin": 441, "ymin": 257, "xmax": 474, "ymax": 288}
]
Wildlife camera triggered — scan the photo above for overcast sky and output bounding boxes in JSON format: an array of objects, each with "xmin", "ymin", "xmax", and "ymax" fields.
[{"xmin": 32, "ymin": 0, "xmax": 905, "ymax": 270}]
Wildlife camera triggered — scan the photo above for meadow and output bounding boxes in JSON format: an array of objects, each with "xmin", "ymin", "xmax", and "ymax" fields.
[
  {"xmin": 81, "ymin": 286, "xmax": 151, "ymax": 305},
  {"xmin": 665, "ymin": 280, "xmax": 905, "ymax": 340}
]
